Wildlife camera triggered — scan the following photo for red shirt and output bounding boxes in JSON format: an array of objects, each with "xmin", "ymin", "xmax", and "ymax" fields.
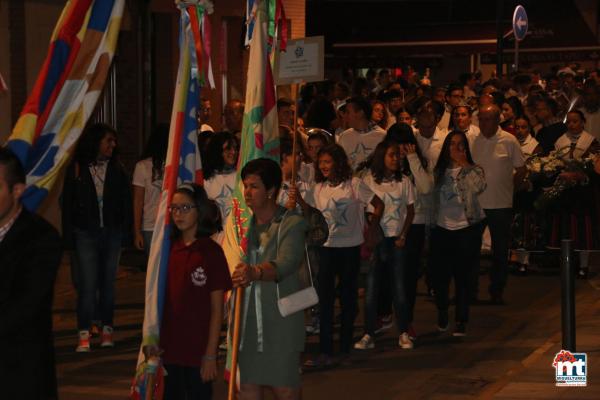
[{"xmin": 160, "ymin": 237, "xmax": 232, "ymax": 366}]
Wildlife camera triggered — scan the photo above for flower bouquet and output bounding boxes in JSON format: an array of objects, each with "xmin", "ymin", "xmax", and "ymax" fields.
[{"xmin": 525, "ymin": 147, "xmax": 596, "ymax": 211}]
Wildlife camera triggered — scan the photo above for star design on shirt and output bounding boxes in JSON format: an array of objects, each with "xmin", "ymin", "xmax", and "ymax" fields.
[
  {"xmin": 213, "ymin": 183, "xmax": 235, "ymax": 218},
  {"xmin": 440, "ymin": 176, "xmax": 459, "ymax": 201},
  {"xmin": 381, "ymin": 191, "xmax": 405, "ymax": 226},
  {"xmin": 348, "ymin": 142, "xmax": 373, "ymax": 165},
  {"xmin": 322, "ymin": 197, "xmax": 351, "ymax": 230}
]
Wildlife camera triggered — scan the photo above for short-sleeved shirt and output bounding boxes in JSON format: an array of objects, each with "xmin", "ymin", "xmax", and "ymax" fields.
[
  {"xmin": 437, "ymin": 167, "xmax": 469, "ymax": 230},
  {"xmin": 337, "ymin": 125, "xmax": 386, "ymax": 170},
  {"xmin": 132, "ymin": 158, "xmax": 163, "ymax": 231},
  {"xmin": 415, "ymin": 127, "xmax": 448, "ymax": 172},
  {"xmin": 277, "ymin": 179, "xmax": 311, "ymax": 211},
  {"xmin": 160, "ymin": 237, "xmax": 232, "ymax": 367},
  {"xmin": 308, "ymin": 177, "xmax": 375, "ymax": 247},
  {"xmin": 468, "ymin": 128, "xmax": 525, "ymax": 209},
  {"xmin": 204, "ymin": 171, "xmax": 237, "ymax": 229},
  {"xmin": 362, "ymin": 172, "xmax": 415, "ymax": 238}
]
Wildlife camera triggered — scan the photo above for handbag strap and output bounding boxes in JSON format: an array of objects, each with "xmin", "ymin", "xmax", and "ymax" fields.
[{"xmin": 275, "ymin": 210, "xmax": 314, "ymax": 301}]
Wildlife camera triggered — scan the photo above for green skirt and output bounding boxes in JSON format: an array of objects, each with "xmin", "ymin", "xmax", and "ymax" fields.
[{"xmin": 239, "ymin": 348, "xmax": 301, "ymax": 387}]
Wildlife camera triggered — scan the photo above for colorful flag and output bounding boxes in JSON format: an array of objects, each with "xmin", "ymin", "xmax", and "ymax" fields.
[
  {"xmin": 131, "ymin": 2, "xmax": 210, "ymax": 399},
  {"xmin": 222, "ymin": 0, "xmax": 283, "ymax": 381},
  {"xmin": 4, "ymin": 0, "xmax": 125, "ymax": 211}
]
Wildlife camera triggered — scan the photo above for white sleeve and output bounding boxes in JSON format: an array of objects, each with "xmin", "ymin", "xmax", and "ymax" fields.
[
  {"xmin": 353, "ymin": 177, "xmax": 375, "ymax": 206},
  {"xmin": 405, "ymin": 178, "xmax": 416, "ymax": 205},
  {"xmin": 510, "ymin": 137, "xmax": 526, "ymax": 168},
  {"xmin": 132, "ymin": 160, "xmax": 148, "ymax": 187}
]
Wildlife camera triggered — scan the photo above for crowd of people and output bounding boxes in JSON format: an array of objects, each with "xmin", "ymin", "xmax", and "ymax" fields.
[{"xmin": 3, "ymin": 64, "xmax": 600, "ymax": 399}]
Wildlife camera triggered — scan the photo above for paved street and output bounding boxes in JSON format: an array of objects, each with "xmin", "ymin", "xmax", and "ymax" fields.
[{"xmin": 53, "ymin": 255, "xmax": 600, "ymax": 399}]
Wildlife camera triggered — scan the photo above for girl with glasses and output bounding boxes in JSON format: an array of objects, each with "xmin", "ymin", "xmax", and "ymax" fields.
[{"xmin": 155, "ymin": 184, "xmax": 232, "ymax": 399}]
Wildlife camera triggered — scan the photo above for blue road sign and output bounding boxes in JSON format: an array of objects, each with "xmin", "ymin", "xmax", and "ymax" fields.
[{"xmin": 513, "ymin": 5, "xmax": 528, "ymax": 41}]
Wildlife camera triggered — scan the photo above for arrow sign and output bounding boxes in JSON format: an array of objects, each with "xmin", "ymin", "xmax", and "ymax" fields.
[{"xmin": 513, "ymin": 5, "xmax": 528, "ymax": 41}]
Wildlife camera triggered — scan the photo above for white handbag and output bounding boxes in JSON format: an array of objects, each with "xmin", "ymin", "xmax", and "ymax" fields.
[{"xmin": 274, "ymin": 212, "xmax": 319, "ymax": 317}]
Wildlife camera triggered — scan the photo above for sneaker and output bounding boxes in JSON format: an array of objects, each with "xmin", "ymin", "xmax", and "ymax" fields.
[
  {"xmin": 305, "ymin": 316, "xmax": 320, "ymax": 335},
  {"xmin": 76, "ymin": 330, "xmax": 91, "ymax": 352},
  {"xmin": 407, "ymin": 324, "xmax": 417, "ymax": 341},
  {"xmin": 100, "ymin": 325, "xmax": 114, "ymax": 347},
  {"xmin": 517, "ymin": 264, "xmax": 528, "ymax": 275},
  {"xmin": 399, "ymin": 332, "xmax": 414, "ymax": 349},
  {"xmin": 90, "ymin": 323, "xmax": 101, "ymax": 337},
  {"xmin": 374, "ymin": 318, "xmax": 393, "ymax": 334},
  {"xmin": 437, "ymin": 313, "xmax": 449, "ymax": 332},
  {"xmin": 577, "ymin": 268, "xmax": 589, "ymax": 279},
  {"xmin": 354, "ymin": 334, "xmax": 375, "ymax": 350},
  {"xmin": 452, "ymin": 322, "xmax": 467, "ymax": 337},
  {"xmin": 303, "ymin": 354, "xmax": 333, "ymax": 370}
]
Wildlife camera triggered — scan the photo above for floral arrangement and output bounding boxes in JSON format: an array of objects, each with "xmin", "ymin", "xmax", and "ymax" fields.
[{"xmin": 525, "ymin": 147, "xmax": 596, "ymax": 211}]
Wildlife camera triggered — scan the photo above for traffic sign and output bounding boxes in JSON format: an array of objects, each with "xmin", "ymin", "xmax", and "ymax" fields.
[{"xmin": 513, "ymin": 5, "xmax": 528, "ymax": 41}]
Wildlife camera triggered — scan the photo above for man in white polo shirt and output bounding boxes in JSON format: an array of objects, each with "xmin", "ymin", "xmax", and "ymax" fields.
[
  {"xmin": 337, "ymin": 96, "xmax": 386, "ymax": 170},
  {"xmin": 468, "ymin": 104, "xmax": 526, "ymax": 305},
  {"xmin": 415, "ymin": 100, "xmax": 448, "ymax": 171}
]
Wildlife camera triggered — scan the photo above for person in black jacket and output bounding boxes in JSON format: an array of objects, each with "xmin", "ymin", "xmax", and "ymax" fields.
[
  {"xmin": 62, "ymin": 123, "xmax": 132, "ymax": 352},
  {"xmin": 0, "ymin": 147, "xmax": 62, "ymax": 399}
]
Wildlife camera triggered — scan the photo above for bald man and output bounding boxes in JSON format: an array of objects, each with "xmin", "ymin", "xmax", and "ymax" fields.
[
  {"xmin": 223, "ymin": 99, "xmax": 245, "ymax": 139},
  {"xmin": 467, "ymin": 105, "xmax": 526, "ymax": 305}
]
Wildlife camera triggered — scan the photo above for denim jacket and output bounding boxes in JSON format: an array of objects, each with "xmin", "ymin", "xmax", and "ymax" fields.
[{"xmin": 431, "ymin": 165, "xmax": 486, "ymax": 226}]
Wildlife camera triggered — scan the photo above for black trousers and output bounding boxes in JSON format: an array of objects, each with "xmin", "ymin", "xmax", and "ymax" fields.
[
  {"xmin": 484, "ymin": 208, "xmax": 513, "ymax": 297},
  {"xmin": 430, "ymin": 223, "xmax": 482, "ymax": 323},
  {"xmin": 318, "ymin": 246, "xmax": 360, "ymax": 354},
  {"xmin": 404, "ymin": 224, "xmax": 426, "ymax": 323},
  {"xmin": 164, "ymin": 364, "xmax": 212, "ymax": 400}
]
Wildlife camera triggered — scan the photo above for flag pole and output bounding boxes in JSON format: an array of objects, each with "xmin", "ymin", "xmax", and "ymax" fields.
[
  {"xmin": 227, "ymin": 286, "xmax": 244, "ymax": 400},
  {"xmin": 290, "ymin": 82, "xmax": 299, "ymax": 187}
]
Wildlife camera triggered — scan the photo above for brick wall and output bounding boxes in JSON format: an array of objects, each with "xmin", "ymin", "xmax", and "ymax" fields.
[{"xmin": 8, "ymin": 0, "xmax": 26, "ymax": 126}]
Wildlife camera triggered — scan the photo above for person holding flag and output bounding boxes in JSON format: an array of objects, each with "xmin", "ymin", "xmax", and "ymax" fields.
[
  {"xmin": 158, "ymin": 183, "xmax": 231, "ymax": 399},
  {"xmin": 231, "ymin": 159, "xmax": 307, "ymax": 399}
]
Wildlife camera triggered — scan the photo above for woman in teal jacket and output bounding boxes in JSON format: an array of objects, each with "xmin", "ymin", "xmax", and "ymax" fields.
[{"xmin": 232, "ymin": 158, "xmax": 308, "ymax": 400}]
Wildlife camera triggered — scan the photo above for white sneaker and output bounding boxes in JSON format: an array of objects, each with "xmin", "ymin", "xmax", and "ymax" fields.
[
  {"xmin": 100, "ymin": 325, "xmax": 114, "ymax": 347},
  {"xmin": 354, "ymin": 334, "xmax": 375, "ymax": 350},
  {"xmin": 76, "ymin": 330, "xmax": 91, "ymax": 352},
  {"xmin": 399, "ymin": 332, "xmax": 414, "ymax": 349}
]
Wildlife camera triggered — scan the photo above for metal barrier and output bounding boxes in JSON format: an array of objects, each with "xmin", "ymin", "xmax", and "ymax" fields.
[{"xmin": 560, "ymin": 239, "xmax": 576, "ymax": 352}]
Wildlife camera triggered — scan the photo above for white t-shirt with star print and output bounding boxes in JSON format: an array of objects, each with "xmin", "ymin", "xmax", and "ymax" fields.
[
  {"xmin": 277, "ymin": 179, "xmax": 311, "ymax": 211},
  {"xmin": 204, "ymin": 171, "xmax": 236, "ymax": 232},
  {"xmin": 307, "ymin": 177, "xmax": 375, "ymax": 248},
  {"xmin": 363, "ymin": 172, "xmax": 415, "ymax": 238},
  {"xmin": 337, "ymin": 125, "xmax": 386, "ymax": 170},
  {"xmin": 437, "ymin": 167, "xmax": 469, "ymax": 230}
]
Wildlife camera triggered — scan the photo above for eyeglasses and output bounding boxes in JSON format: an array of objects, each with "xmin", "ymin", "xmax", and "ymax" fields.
[{"xmin": 168, "ymin": 204, "xmax": 197, "ymax": 214}]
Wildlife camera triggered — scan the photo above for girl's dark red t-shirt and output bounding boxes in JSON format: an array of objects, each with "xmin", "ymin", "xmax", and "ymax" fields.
[{"xmin": 160, "ymin": 237, "xmax": 232, "ymax": 366}]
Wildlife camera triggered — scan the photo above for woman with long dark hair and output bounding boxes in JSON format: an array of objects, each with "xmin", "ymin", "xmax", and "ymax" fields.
[
  {"xmin": 384, "ymin": 123, "xmax": 432, "ymax": 340},
  {"xmin": 304, "ymin": 144, "xmax": 383, "ymax": 367},
  {"xmin": 62, "ymin": 123, "xmax": 132, "ymax": 352},
  {"xmin": 354, "ymin": 140, "xmax": 416, "ymax": 350},
  {"xmin": 430, "ymin": 130, "xmax": 486, "ymax": 337},
  {"xmin": 203, "ymin": 131, "xmax": 239, "ymax": 242},
  {"xmin": 133, "ymin": 123, "xmax": 169, "ymax": 255}
]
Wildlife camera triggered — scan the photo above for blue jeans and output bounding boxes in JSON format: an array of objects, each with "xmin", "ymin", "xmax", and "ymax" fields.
[
  {"xmin": 365, "ymin": 237, "xmax": 409, "ymax": 335},
  {"xmin": 73, "ymin": 227, "xmax": 123, "ymax": 330}
]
